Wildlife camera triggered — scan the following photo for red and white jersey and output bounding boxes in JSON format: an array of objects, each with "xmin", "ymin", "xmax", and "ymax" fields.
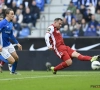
[{"xmin": 45, "ymin": 24, "xmax": 65, "ymax": 50}]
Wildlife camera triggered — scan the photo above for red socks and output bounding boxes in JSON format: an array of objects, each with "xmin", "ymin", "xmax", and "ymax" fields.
[
  {"xmin": 78, "ymin": 55, "xmax": 92, "ymax": 61},
  {"xmin": 0, "ymin": 61, "xmax": 5, "ymax": 66},
  {"xmin": 54, "ymin": 62, "xmax": 68, "ymax": 71},
  {"xmin": 54, "ymin": 54, "xmax": 92, "ymax": 71}
]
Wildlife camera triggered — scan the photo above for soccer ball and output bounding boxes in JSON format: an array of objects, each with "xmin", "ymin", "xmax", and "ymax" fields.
[
  {"xmin": 45, "ymin": 62, "xmax": 51, "ymax": 71},
  {"xmin": 91, "ymin": 61, "xmax": 100, "ymax": 70},
  {"xmin": 45, "ymin": 62, "xmax": 51, "ymax": 67}
]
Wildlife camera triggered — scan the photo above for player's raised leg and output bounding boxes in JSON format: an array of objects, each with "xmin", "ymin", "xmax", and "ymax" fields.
[
  {"xmin": 8, "ymin": 64, "xmax": 12, "ymax": 72},
  {"xmin": 51, "ymin": 51, "xmax": 100, "ymax": 74},
  {"xmin": 71, "ymin": 51, "xmax": 100, "ymax": 62}
]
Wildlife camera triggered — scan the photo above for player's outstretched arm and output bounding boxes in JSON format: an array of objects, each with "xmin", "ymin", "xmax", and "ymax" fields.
[
  {"xmin": 45, "ymin": 33, "xmax": 53, "ymax": 50},
  {"xmin": 45, "ymin": 26, "xmax": 54, "ymax": 50},
  {"xmin": 10, "ymin": 30, "xmax": 22, "ymax": 50},
  {"xmin": 10, "ymin": 30, "xmax": 18, "ymax": 43}
]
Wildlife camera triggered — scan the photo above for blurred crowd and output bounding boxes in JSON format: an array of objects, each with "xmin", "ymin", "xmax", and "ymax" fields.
[
  {"xmin": 0, "ymin": 0, "xmax": 50, "ymax": 38},
  {"xmin": 61, "ymin": 0, "xmax": 100, "ymax": 38}
]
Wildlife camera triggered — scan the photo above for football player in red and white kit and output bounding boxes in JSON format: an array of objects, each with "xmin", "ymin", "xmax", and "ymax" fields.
[{"xmin": 45, "ymin": 18, "xmax": 100, "ymax": 74}]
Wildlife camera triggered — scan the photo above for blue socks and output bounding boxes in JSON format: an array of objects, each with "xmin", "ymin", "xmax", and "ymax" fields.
[{"xmin": 12, "ymin": 61, "xmax": 18, "ymax": 73}]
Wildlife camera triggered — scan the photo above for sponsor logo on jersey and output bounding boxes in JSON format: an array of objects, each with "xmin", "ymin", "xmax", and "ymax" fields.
[{"xmin": 5, "ymin": 31, "xmax": 11, "ymax": 34}]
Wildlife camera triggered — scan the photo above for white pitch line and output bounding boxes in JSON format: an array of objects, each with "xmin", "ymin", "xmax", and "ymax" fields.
[{"xmin": 0, "ymin": 74, "xmax": 90, "ymax": 81}]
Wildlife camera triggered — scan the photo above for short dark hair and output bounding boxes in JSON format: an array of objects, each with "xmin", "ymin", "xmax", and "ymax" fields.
[
  {"xmin": 5, "ymin": 8, "xmax": 13, "ymax": 15},
  {"xmin": 54, "ymin": 18, "xmax": 63, "ymax": 21}
]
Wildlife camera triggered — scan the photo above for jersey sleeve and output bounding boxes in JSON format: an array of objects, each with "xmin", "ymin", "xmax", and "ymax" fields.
[
  {"xmin": 9, "ymin": 30, "xmax": 18, "ymax": 44},
  {"xmin": 45, "ymin": 26, "xmax": 54, "ymax": 48},
  {"xmin": 46, "ymin": 26, "xmax": 54, "ymax": 34}
]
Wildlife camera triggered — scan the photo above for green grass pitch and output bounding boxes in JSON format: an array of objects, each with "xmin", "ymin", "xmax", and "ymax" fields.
[{"xmin": 0, "ymin": 71, "xmax": 100, "ymax": 90}]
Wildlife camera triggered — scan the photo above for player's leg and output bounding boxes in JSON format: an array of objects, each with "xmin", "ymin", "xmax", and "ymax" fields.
[
  {"xmin": 51, "ymin": 51, "xmax": 72, "ymax": 74},
  {"xmin": 0, "ymin": 48, "xmax": 15, "ymax": 72},
  {"xmin": 71, "ymin": 51, "xmax": 100, "ymax": 62},
  {"xmin": 66, "ymin": 46, "xmax": 100, "ymax": 62},
  {"xmin": 0, "ymin": 61, "xmax": 5, "ymax": 73},
  {"xmin": 1, "ymin": 48, "xmax": 15, "ymax": 64},
  {"xmin": 8, "ymin": 44, "xmax": 19, "ymax": 74},
  {"xmin": 10, "ymin": 51, "xmax": 19, "ymax": 73},
  {"xmin": 0, "ymin": 56, "xmax": 15, "ymax": 72}
]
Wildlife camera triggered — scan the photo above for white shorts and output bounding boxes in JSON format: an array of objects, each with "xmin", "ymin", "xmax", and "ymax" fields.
[{"xmin": 0, "ymin": 44, "xmax": 15, "ymax": 59}]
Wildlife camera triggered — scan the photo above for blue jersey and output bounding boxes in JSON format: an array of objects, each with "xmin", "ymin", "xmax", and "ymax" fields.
[{"xmin": 0, "ymin": 19, "xmax": 18, "ymax": 47}]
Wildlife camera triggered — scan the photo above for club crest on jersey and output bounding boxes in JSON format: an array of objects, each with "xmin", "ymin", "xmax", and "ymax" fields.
[{"xmin": 46, "ymin": 28, "xmax": 51, "ymax": 33}]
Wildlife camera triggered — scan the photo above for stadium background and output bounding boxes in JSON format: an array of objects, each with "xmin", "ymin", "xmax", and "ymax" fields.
[
  {"xmin": 3, "ymin": 37, "xmax": 100, "ymax": 71},
  {"xmin": 1, "ymin": 0, "xmax": 100, "ymax": 70}
]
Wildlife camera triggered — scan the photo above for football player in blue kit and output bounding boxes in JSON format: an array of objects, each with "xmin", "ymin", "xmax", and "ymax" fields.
[{"xmin": 0, "ymin": 8, "xmax": 22, "ymax": 74}]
